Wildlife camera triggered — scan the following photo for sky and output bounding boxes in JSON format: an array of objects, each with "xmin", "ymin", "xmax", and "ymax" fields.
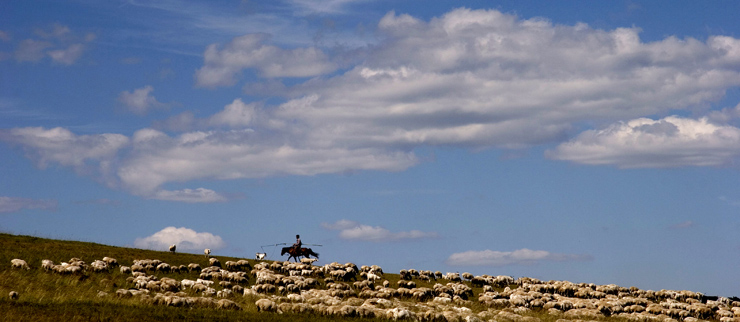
[{"xmin": 1, "ymin": 0, "xmax": 739, "ymax": 297}]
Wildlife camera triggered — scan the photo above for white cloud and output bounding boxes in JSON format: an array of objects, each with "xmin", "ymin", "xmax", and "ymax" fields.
[
  {"xmin": 446, "ymin": 248, "xmax": 593, "ymax": 266},
  {"xmin": 207, "ymin": 98, "xmax": 258, "ymax": 128},
  {"xmin": 5, "ymin": 8, "xmax": 740, "ymax": 201},
  {"xmin": 321, "ymin": 219, "xmax": 439, "ymax": 242},
  {"xmin": 117, "ymin": 86, "xmax": 167, "ymax": 115},
  {"xmin": 117, "ymin": 127, "xmax": 417, "ymax": 197},
  {"xmin": 195, "ymin": 33, "xmax": 337, "ymax": 87},
  {"xmin": 670, "ymin": 221, "xmax": 695, "ymax": 229},
  {"xmin": 48, "ymin": 43, "xmax": 85, "ymax": 65},
  {"xmin": 287, "ymin": 0, "xmax": 366, "ymax": 15},
  {"xmin": 134, "ymin": 226, "xmax": 226, "ymax": 252},
  {"xmin": 228, "ymin": 8, "xmax": 740, "ymax": 152},
  {"xmin": 0, "ymin": 127, "xmax": 128, "ymax": 185},
  {"xmin": 0, "ymin": 30, "xmax": 10, "ymax": 42},
  {"xmin": 547, "ymin": 116, "xmax": 740, "ymax": 168},
  {"xmin": 0, "ymin": 196, "xmax": 57, "ymax": 213},
  {"xmin": 13, "ymin": 24, "xmax": 92, "ymax": 65},
  {"xmin": 151, "ymin": 188, "xmax": 227, "ymax": 203},
  {"xmin": 15, "ymin": 39, "xmax": 52, "ymax": 62}
]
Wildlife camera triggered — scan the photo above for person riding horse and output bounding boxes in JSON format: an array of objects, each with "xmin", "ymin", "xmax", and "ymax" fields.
[
  {"xmin": 281, "ymin": 235, "xmax": 319, "ymax": 262},
  {"xmin": 293, "ymin": 235, "xmax": 302, "ymax": 252}
]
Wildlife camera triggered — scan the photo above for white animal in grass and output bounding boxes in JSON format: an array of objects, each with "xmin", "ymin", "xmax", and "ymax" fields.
[
  {"xmin": 169, "ymin": 244, "xmax": 176, "ymax": 253},
  {"xmin": 204, "ymin": 248, "xmax": 211, "ymax": 258},
  {"xmin": 11, "ymin": 259, "xmax": 30, "ymax": 270},
  {"xmin": 255, "ymin": 252, "xmax": 266, "ymax": 260}
]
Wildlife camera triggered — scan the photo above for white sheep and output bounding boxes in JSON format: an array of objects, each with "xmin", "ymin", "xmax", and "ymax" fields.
[
  {"xmin": 169, "ymin": 244, "xmax": 176, "ymax": 253},
  {"xmin": 256, "ymin": 298, "xmax": 277, "ymax": 312},
  {"xmin": 255, "ymin": 252, "xmax": 266, "ymax": 260},
  {"xmin": 102, "ymin": 257, "xmax": 118, "ymax": 267},
  {"xmin": 9, "ymin": 291, "xmax": 19, "ymax": 300},
  {"xmin": 41, "ymin": 259, "xmax": 54, "ymax": 271},
  {"xmin": 204, "ymin": 248, "xmax": 211, "ymax": 258},
  {"xmin": 11, "ymin": 259, "xmax": 30, "ymax": 270},
  {"xmin": 300, "ymin": 258, "xmax": 318, "ymax": 265}
]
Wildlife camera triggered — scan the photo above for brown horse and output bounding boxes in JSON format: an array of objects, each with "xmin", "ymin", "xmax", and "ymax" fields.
[{"xmin": 281, "ymin": 247, "xmax": 319, "ymax": 262}]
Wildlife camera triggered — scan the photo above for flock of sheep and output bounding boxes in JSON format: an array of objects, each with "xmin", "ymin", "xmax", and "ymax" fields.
[{"xmin": 8, "ymin": 255, "xmax": 740, "ymax": 322}]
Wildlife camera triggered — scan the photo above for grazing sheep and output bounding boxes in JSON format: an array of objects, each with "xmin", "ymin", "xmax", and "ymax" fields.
[
  {"xmin": 209, "ymin": 257, "xmax": 221, "ymax": 267},
  {"xmin": 217, "ymin": 299, "xmax": 241, "ymax": 310},
  {"xmin": 11, "ymin": 259, "xmax": 30, "ymax": 270},
  {"xmin": 204, "ymin": 248, "xmax": 211, "ymax": 258},
  {"xmin": 9, "ymin": 291, "xmax": 19, "ymax": 300},
  {"xmin": 102, "ymin": 257, "xmax": 118, "ymax": 267},
  {"xmin": 256, "ymin": 298, "xmax": 277, "ymax": 312},
  {"xmin": 255, "ymin": 252, "xmax": 266, "ymax": 260},
  {"xmin": 41, "ymin": 259, "xmax": 54, "ymax": 271},
  {"xmin": 169, "ymin": 244, "xmax": 176, "ymax": 253},
  {"xmin": 187, "ymin": 263, "xmax": 201, "ymax": 272}
]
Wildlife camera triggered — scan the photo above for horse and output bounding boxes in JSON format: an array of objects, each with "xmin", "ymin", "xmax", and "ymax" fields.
[{"xmin": 281, "ymin": 246, "xmax": 320, "ymax": 262}]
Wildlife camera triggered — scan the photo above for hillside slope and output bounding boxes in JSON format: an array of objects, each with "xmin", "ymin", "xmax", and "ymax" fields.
[{"xmin": 1, "ymin": 233, "xmax": 737, "ymax": 322}]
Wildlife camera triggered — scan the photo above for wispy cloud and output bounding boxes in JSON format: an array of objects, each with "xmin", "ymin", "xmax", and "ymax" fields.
[
  {"xmin": 670, "ymin": 220, "xmax": 695, "ymax": 229},
  {"xmin": 151, "ymin": 188, "xmax": 227, "ymax": 203},
  {"xmin": 446, "ymin": 249, "xmax": 593, "ymax": 266},
  {"xmin": 12, "ymin": 24, "xmax": 93, "ymax": 65},
  {"xmin": 0, "ymin": 196, "xmax": 57, "ymax": 214},
  {"xmin": 719, "ymin": 195, "xmax": 740, "ymax": 207},
  {"xmin": 134, "ymin": 226, "xmax": 226, "ymax": 252},
  {"xmin": 321, "ymin": 219, "xmax": 439, "ymax": 242}
]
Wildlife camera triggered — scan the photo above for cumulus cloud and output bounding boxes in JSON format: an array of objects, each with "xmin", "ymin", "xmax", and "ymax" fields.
[
  {"xmin": 321, "ymin": 219, "xmax": 439, "ymax": 242},
  {"xmin": 117, "ymin": 86, "xmax": 168, "ymax": 115},
  {"xmin": 195, "ymin": 33, "xmax": 337, "ymax": 88},
  {"xmin": 207, "ymin": 99, "xmax": 258, "ymax": 128},
  {"xmin": 547, "ymin": 116, "xmax": 740, "ymax": 168},
  {"xmin": 0, "ymin": 196, "xmax": 57, "ymax": 213},
  {"xmin": 134, "ymin": 226, "xmax": 226, "ymax": 252},
  {"xmin": 5, "ymin": 8, "xmax": 740, "ymax": 201},
  {"xmin": 446, "ymin": 248, "xmax": 593, "ymax": 266},
  {"xmin": 230, "ymin": 8, "xmax": 740, "ymax": 152}
]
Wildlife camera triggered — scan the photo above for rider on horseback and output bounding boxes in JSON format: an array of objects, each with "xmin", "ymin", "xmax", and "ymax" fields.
[{"xmin": 293, "ymin": 235, "xmax": 302, "ymax": 252}]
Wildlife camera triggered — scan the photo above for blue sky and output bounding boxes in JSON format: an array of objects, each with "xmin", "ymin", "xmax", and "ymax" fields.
[{"xmin": 1, "ymin": 0, "xmax": 739, "ymax": 297}]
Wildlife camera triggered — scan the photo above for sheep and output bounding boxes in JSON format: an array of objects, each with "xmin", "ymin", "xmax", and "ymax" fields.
[
  {"xmin": 91, "ymin": 260, "xmax": 109, "ymax": 272},
  {"xmin": 187, "ymin": 263, "xmax": 201, "ymax": 272},
  {"xmin": 11, "ymin": 259, "xmax": 30, "ymax": 270},
  {"xmin": 9, "ymin": 291, "xmax": 19, "ymax": 300},
  {"xmin": 41, "ymin": 259, "xmax": 54, "ymax": 271},
  {"xmin": 102, "ymin": 257, "xmax": 118, "ymax": 267},
  {"xmin": 209, "ymin": 257, "xmax": 221, "ymax": 267},
  {"xmin": 300, "ymin": 258, "xmax": 318, "ymax": 265},
  {"xmin": 256, "ymin": 298, "xmax": 277, "ymax": 312},
  {"xmin": 217, "ymin": 299, "xmax": 241, "ymax": 310},
  {"xmin": 204, "ymin": 248, "xmax": 211, "ymax": 258},
  {"xmin": 169, "ymin": 244, "xmax": 176, "ymax": 253},
  {"xmin": 255, "ymin": 252, "xmax": 266, "ymax": 260}
]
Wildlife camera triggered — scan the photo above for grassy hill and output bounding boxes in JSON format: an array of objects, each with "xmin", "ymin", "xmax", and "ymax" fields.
[{"xmin": 0, "ymin": 233, "xmax": 736, "ymax": 322}]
